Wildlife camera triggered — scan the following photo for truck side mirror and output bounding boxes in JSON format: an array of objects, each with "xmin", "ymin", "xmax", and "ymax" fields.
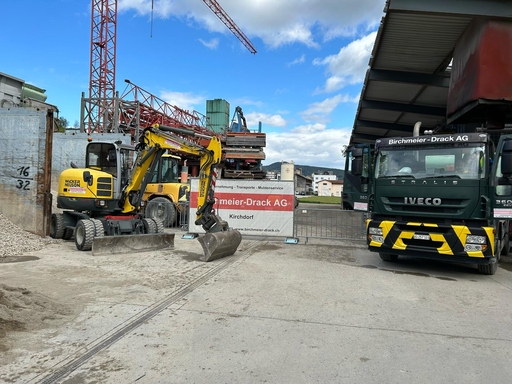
[
  {"xmin": 502, "ymin": 141, "xmax": 512, "ymax": 177},
  {"xmin": 352, "ymin": 158, "xmax": 363, "ymax": 176},
  {"xmin": 352, "ymin": 148, "xmax": 363, "ymax": 157}
]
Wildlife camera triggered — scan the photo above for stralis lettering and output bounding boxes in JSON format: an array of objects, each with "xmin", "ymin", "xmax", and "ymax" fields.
[{"xmin": 404, "ymin": 197, "xmax": 442, "ymax": 205}]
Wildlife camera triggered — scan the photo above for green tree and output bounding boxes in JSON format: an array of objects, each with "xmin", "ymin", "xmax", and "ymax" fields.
[{"xmin": 55, "ymin": 117, "xmax": 69, "ymax": 132}]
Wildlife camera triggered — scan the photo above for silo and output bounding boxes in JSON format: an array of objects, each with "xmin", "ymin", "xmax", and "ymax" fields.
[{"xmin": 281, "ymin": 161, "xmax": 294, "ymax": 181}]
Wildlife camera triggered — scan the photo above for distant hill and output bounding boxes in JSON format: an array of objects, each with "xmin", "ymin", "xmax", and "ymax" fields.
[{"xmin": 262, "ymin": 162, "xmax": 345, "ymax": 179}]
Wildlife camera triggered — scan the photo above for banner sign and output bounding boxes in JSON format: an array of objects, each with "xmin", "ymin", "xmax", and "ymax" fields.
[{"xmin": 188, "ymin": 179, "xmax": 294, "ymax": 236}]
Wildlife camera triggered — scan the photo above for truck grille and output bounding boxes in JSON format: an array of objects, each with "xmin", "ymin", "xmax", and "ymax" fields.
[{"xmin": 382, "ymin": 197, "xmax": 468, "ymax": 215}]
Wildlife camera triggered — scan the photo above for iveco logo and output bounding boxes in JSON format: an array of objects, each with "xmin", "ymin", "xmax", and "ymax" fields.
[{"xmin": 404, "ymin": 197, "xmax": 442, "ymax": 205}]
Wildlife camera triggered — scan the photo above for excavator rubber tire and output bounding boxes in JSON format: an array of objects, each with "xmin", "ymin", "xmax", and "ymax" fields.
[
  {"xmin": 50, "ymin": 213, "xmax": 65, "ymax": 239},
  {"xmin": 91, "ymin": 219, "xmax": 105, "ymax": 238},
  {"xmin": 63, "ymin": 228, "xmax": 74, "ymax": 240},
  {"xmin": 75, "ymin": 219, "xmax": 95, "ymax": 251},
  {"xmin": 142, "ymin": 218, "xmax": 157, "ymax": 234},
  {"xmin": 198, "ymin": 229, "xmax": 242, "ymax": 262},
  {"xmin": 152, "ymin": 218, "xmax": 165, "ymax": 234}
]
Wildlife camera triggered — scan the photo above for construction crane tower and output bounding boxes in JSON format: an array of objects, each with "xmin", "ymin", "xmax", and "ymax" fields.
[{"xmin": 85, "ymin": 0, "xmax": 256, "ymax": 135}]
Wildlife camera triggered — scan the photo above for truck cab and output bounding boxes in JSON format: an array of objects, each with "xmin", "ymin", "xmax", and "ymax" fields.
[{"xmin": 367, "ymin": 132, "xmax": 512, "ymax": 275}]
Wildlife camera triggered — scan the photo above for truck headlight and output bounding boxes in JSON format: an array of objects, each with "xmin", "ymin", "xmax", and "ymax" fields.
[
  {"xmin": 466, "ymin": 235, "xmax": 486, "ymax": 244},
  {"xmin": 371, "ymin": 235, "xmax": 384, "ymax": 243},
  {"xmin": 464, "ymin": 244, "xmax": 483, "ymax": 252},
  {"xmin": 369, "ymin": 227, "xmax": 383, "ymax": 235}
]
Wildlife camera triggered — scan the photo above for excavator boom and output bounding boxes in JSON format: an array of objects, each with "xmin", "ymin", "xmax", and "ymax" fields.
[{"xmin": 137, "ymin": 124, "xmax": 242, "ymax": 261}]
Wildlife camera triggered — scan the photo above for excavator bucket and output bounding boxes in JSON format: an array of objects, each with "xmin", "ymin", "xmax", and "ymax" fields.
[{"xmin": 197, "ymin": 229, "xmax": 242, "ymax": 262}]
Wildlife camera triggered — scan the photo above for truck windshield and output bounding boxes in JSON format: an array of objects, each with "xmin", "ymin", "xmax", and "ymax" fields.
[{"xmin": 375, "ymin": 144, "xmax": 486, "ymax": 180}]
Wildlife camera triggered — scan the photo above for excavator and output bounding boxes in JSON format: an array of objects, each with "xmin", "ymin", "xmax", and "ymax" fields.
[{"xmin": 51, "ymin": 124, "xmax": 242, "ymax": 261}]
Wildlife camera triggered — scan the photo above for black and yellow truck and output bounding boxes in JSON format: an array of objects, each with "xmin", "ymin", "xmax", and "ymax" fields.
[{"xmin": 365, "ymin": 132, "xmax": 512, "ymax": 275}]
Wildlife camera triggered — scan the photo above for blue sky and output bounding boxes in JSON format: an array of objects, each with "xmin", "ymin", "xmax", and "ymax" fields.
[{"xmin": 1, "ymin": 0, "xmax": 384, "ymax": 168}]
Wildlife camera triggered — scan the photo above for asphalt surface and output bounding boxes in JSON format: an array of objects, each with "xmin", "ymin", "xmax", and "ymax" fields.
[{"xmin": 1, "ymin": 209, "xmax": 512, "ymax": 383}]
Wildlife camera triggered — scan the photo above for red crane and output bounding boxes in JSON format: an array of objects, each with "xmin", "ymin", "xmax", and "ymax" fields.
[
  {"xmin": 89, "ymin": 0, "xmax": 117, "ymax": 133},
  {"xmin": 88, "ymin": 0, "xmax": 256, "ymax": 133},
  {"xmin": 201, "ymin": 0, "xmax": 257, "ymax": 54}
]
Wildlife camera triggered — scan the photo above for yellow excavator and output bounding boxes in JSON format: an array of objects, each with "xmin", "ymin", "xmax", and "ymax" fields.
[{"xmin": 52, "ymin": 124, "xmax": 242, "ymax": 261}]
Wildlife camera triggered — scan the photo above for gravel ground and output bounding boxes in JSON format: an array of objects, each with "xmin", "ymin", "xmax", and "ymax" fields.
[{"xmin": 0, "ymin": 213, "xmax": 58, "ymax": 258}]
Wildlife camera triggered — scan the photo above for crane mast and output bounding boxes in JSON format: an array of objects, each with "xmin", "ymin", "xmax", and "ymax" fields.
[
  {"xmin": 89, "ymin": 0, "xmax": 117, "ymax": 134},
  {"xmin": 88, "ymin": 1, "xmax": 256, "ymax": 136}
]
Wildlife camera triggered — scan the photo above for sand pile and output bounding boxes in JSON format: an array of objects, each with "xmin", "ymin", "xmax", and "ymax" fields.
[{"xmin": 0, "ymin": 284, "xmax": 71, "ymax": 350}]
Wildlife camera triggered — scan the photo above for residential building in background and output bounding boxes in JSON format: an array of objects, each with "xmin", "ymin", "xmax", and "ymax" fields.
[
  {"xmin": 312, "ymin": 171, "xmax": 336, "ymax": 193},
  {"xmin": 318, "ymin": 179, "xmax": 344, "ymax": 197}
]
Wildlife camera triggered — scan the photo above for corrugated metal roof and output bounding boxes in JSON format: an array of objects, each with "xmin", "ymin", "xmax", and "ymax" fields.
[{"xmin": 350, "ymin": 0, "xmax": 512, "ymax": 145}]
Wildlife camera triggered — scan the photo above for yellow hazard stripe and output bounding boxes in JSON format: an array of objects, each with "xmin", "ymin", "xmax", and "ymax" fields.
[
  {"xmin": 429, "ymin": 233, "xmax": 453, "ymax": 255},
  {"xmin": 392, "ymin": 231, "xmax": 414, "ymax": 250},
  {"xmin": 484, "ymin": 227, "xmax": 495, "ymax": 256},
  {"xmin": 380, "ymin": 221, "xmax": 395, "ymax": 240}
]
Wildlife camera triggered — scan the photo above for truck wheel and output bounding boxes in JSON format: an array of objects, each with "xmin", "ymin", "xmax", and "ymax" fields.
[
  {"xmin": 146, "ymin": 197, "xmax": 176, "ymax": 227},
  {"xmin": 152, "ymin": 218, "xmax": 165, "ymax": 233},
  {"xmin": 50, "ymin": 214, "xmax": 65, "ymax": 239},
  {"xmin": 379, "ymin": 253, "xmax": 398, "ymax": 262},
  {"xmin": 501, "ymin": 232, "xmax": 510, "ymax": 256},
  {"xmin": 91, "ymin": 219, "xmax": 105, "ymax": 238},
  {"xmin": 75, "ymin": 219, "xmax": 95, "ymax": 251},
  {"xmin": 63, "ymin": 228, "xmax": 74, "ymax": 240},
  {"xmin": 477, "ymin": 261, "xmax": 497, "ymax": 275},
  {"xmin": 142, "ymin": 218, "xmax": 157, "ymax": 234}
]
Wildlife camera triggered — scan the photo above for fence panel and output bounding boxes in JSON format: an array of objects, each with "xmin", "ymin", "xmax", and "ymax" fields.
[
  {"xmin": 145, "ymin": 200, "xmax": 189, "ymax": 230},
  {"xmin": 294, "ymin": 207, "xmax": 368, "ymax": 243}
]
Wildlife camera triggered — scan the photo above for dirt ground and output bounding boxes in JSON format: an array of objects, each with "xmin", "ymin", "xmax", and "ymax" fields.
[
  {"xmin": 1, "ymin": 231, "xmax": 512, "ymax": 383},
  {"xmin": 0, "ymin": 233, "xmax": 224, "ymax": 375}
]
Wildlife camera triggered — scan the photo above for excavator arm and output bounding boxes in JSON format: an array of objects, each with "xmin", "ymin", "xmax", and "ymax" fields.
[{"xmin": 121, "ymin": 124, "xmax": 241, "ymax": 261}]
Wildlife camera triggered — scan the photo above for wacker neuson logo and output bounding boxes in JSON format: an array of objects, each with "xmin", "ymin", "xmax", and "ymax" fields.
[{"xmin": 404, "ymin": 197, "xmax": 442, "ymax": 205}]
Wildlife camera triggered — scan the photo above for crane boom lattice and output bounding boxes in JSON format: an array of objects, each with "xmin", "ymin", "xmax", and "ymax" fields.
[{"xmin": 202, "ymin": 0, "xmax": 257, "ymax": 54}]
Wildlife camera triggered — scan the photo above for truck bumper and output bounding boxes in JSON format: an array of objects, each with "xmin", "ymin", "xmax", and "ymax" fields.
[{"xmin": 366, "ymin": 219, "xmax": 496, "ymax": 265}]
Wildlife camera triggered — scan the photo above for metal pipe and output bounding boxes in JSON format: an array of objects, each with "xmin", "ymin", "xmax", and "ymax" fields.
[
  {"xmin": 155, "ymin": 124, "xmax": 213, "ymax": 139},
  {"xmin": 413, "ymin": 121, "xmax": 422, "ymax": 137}
]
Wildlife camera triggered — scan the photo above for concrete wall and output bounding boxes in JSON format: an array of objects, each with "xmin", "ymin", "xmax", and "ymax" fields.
[
  {"xmin": 0, "ymin": 108, "xmax": 52, "ymax": 235},
  {"xmin": 51, "ymin": 132, "xmax": 131, "ymax": 185}
]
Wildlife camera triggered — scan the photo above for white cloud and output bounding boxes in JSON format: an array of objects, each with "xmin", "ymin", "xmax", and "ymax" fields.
[
  {"xmin": 313, "ymin": 31, "xmax": 377, "ymax": 93},
  {"xmin": 299, "ymin": 94, "xmax": 357, "ymax": 123},
  {"xmin": 160, "ymin": 90, "xmax": 204, "ymax": 111},
  {"xmin": 264, "ymin": 125, "xmax": 351, "ymax": 168},
  {"xmin": 245, "ymin": 112, "xmax": 286, "ymax": 129},
  {"xmin": 287, "ymin": 54, "xmax": 306, "ymax": 67},
  {"xmin": 118, "ymin": 0, "xmax": 384, "ymax": 49},
  {"xmin": 199, "ymin": 38, "xmax": 219, "ymax": 49}
]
